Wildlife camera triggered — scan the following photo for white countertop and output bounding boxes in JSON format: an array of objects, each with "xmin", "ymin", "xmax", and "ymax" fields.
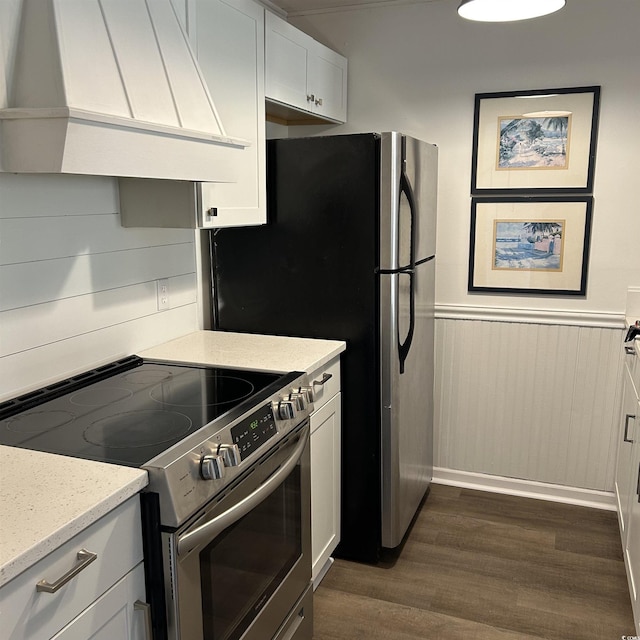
[
  {"xmin": 139, "ymin": 330, "xmax": 346, "ymax": 374},
  {"xmin": 0, "ymin": 447, "xmax": 147, "ymax": 588}
]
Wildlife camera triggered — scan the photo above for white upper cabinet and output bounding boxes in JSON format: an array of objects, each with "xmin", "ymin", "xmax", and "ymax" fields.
[
  {"xmin": 265, "ymin": 12, "xmax": 347, "ymax": 124},
  {"xmin": 192, "ymin": 0, "xmax": 266, "ymax": 226},
  {"xmin": 120, "ymin": 0, "xmax": 266, "ymax": 228}
]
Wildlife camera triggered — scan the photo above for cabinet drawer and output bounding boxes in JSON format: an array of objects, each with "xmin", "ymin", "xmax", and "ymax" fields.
[
  {"xmin": 309, "ymin": 357, "xmax": 340, "ymax": 412},
  {"xmin": 626, "ymin": 339, "xmax": 640, "ymax": 396},
  {"xmin": 2, "ymin": 497, "xmax": 143, "ymax": 640}
]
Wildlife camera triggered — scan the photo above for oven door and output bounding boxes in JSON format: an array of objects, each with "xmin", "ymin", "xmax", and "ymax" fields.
[{"xmin": 163, "ymin": 422, "xmax": 312, "ymax": 640}]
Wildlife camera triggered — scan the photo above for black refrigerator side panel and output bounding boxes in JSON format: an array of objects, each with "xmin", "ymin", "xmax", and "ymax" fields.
[{"xmin": 213, "ymin": 134, "xmax": 383, "ymax": 561}]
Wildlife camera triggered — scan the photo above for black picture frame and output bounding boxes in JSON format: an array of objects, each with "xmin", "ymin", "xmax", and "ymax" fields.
[
  {"xmin": 468, "ymin": 196, "xmax": 593, "ymax": 296},
  {"xmin": 471, "ymin": 86, "xmax": 600, "ymax": 195}
]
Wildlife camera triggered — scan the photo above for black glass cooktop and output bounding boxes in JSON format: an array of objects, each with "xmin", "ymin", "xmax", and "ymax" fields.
[{"xmin": 0, "ymin": 356, "xmax": 282, "ymax": 467}]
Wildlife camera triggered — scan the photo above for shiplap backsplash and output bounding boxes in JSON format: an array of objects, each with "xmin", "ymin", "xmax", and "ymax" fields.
[
  {"xmin": 434, "ymin": 316, "xmax": 625, "ymax": 492},
  {"xmin": 0, "ymin": 174, "xmax": 199, "ymax": 400}
]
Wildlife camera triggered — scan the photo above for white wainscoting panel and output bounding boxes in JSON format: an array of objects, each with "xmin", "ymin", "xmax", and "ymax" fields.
[
  {"xmin": 0, "ymin": 174, "xmax": 199, "ymax": 400},
  {"xmin": 434, "ymin": 316, "xmax": 625, "ymax": 492}
]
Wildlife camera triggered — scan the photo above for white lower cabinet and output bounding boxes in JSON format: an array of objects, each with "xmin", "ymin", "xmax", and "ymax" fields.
[
  {"xmin": 308, "ymin": 357, "xmax": 341, "ymax": 588},
  {"xmin": 627, "ymin": 467, "xmax": 640, "ymax": 634},
  {"xmin": 616, "ymin": 340, "xmax": 640, "ymax": 633},
  {"xmin": 1, "ymin": 497, "xmax": 146, "ymax": 640}
]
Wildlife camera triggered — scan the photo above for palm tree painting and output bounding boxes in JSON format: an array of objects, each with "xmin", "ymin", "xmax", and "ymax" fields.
[
  {"xmin": 498, "ymin": 115, "xmax": 571, "ymax": 169},
  {"xmin": 493, "ymin": 220, "xmax": 564, "ymax": 271}
]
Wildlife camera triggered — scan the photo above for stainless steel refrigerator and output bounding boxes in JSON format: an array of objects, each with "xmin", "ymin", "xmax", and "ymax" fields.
[{"xmin": 211, "ymin": 132, "xmax": 437, "ymax": 562}]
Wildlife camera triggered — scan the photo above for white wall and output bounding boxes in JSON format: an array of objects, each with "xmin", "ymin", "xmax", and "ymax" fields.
[
  {"xmin": 0, "ymin": 174, "xmax": 199, "ymax": 401},
  {"xmin": 289, "ymin": 0, "xmax": 640, "ymax": 494}
]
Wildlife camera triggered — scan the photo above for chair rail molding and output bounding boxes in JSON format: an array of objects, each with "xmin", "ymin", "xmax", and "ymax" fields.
[{"xmin": 435, "ymin": 303, "xmax": 625, "ymax": 329}]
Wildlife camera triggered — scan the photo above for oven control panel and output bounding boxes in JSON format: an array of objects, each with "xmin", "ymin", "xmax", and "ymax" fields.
[
  {"xmin": 145, "ymin": 371, "xmax": 313, "ymax": 528},
  {"xmin": 230, "ymin": 404, "xmax": 277, "ymax": 461}
]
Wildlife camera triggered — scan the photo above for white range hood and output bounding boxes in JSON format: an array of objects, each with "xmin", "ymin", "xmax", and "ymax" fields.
[{"xmin": 0, "ymin": 0, "xmax": 249, "ymax": 181}]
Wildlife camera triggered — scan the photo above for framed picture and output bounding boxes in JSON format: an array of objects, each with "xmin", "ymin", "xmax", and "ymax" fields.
[
  {"xmin": 468, "ymin": 196, "xmax": 593, "ymax": 295},
  {"xmin": 471, "ymin": 86, "xmax": 600, "ymax": 194}
]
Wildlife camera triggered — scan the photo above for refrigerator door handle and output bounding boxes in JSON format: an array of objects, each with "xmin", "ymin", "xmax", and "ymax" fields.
[
  {"xmin": 397, "ymin": 140, "xmax": 417, "ymax": 374},
  {"xmin": 397, "ymin": 269, "xmax": 415, "ymax": 374}
]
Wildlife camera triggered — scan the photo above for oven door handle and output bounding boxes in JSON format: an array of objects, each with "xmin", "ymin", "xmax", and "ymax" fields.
[{"xmin": 177, "ymin": 425, "xmax": 309, "ymax": 556}]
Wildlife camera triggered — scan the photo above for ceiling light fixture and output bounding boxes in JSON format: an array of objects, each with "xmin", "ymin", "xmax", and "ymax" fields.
[{"xmin": 457, "ymin": 0, "xmax": 566, "ymax": 22}]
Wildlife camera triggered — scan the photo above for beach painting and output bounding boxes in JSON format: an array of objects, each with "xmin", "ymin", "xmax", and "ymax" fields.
[
  {"xmin": 493, "ymin": 220, "xmax": 564, "ymax": 271},
  {"xmin": 498, "ymin": 115, "xmax": 571, "ymax": 170}
]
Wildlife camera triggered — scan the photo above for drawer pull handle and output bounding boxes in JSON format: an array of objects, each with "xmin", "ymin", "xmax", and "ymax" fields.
[
  {"xmin": 135, "ymin": 600, "xmax": 154, "ymax": 640},
  {"xmin": 36, "ymin": 549, "xmax": 97, "ymax": 593},
  {"xmin": 625, "ymin": 414, "xmax": 636, "ymax": 444},
  {"xmin": 626, "ymin": 346, "xmax": 637, "ymax": 356},
  {"xmin": 313, "ymin": 373, "xmax": 332, "ymax": 387},
  {"xmin": 280, "ymin": 604, "xmax": 306, "ymax": 640}
]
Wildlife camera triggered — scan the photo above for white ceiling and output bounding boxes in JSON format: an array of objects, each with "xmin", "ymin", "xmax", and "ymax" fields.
[{"xmin": 269, "ymin": 0, "xmax": 444, "ymax": 17}]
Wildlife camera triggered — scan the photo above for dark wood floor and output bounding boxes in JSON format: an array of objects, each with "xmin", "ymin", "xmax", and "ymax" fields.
[{"xmin": 313, "ymin": 484, "xmax": 635, "ymax": 640}]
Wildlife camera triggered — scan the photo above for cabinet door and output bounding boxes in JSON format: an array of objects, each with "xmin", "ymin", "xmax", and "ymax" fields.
[
  {"xmin": 265, "ymin": 11, "xmax": 310, "ymax": 112},
  {"xmin": 121, "ymin": 0, "xmax": 266, "ymax": 229},
  {"xmin": 310, "ymin": 391, "xmax": 341, "ymax": 588},
  {"xmin": 194, "ymin": 0, "xmax": 266, "ymax": 227},
  {"xmin": 51, "ymin": 564, "xmax": 147, "ymax": 640},
  {"xmin": 616, "ymin": 365, "xmax": 638, "ymax": 543},
  {"xmin": 624, "ymin": 416, "xmax": 640, "ymax": 633},
  {"xmin": 307, "ymin": 40, "xmax": 347, "ymax": 123}
]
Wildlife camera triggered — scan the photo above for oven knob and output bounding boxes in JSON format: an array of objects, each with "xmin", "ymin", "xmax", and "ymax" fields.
[
  {"xmin": 273, "ymin": 399, "xmax": 296, "ymax": 420},
  {"xmin": 298, "ymin": 385, "xmax": 315, "ymax": 403},
  {"xmin": 218, "ymin": 443, "xmax": 241, "ymax": 467},
  {"xmin": 289, "ymin": 392, "xmax": 307, "ymax": 411},
  {"xmin": 200, "ymin": 454, "xmax": 225, "ymax": 480}
]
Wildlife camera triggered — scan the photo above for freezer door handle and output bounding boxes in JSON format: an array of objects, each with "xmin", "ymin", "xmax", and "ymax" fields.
[{"xmin": 397, "ymin": 137, "xmax": 417, "ymax": 374}]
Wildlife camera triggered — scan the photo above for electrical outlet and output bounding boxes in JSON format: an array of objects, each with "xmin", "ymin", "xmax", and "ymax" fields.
[{"xmin": 157, "ymin": 279, "xmax": 170, "ymax": 311}]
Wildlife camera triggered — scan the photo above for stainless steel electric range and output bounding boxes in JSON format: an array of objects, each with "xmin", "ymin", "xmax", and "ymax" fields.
[{"xmin": 0, "ymin": 355, "xmax": 315, "ymax": 640}]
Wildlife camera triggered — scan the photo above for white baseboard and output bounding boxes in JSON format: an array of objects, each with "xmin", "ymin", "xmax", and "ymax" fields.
[{"xmin": 432, "ymin": 467, "xmax": 617, "ymax": 511}]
